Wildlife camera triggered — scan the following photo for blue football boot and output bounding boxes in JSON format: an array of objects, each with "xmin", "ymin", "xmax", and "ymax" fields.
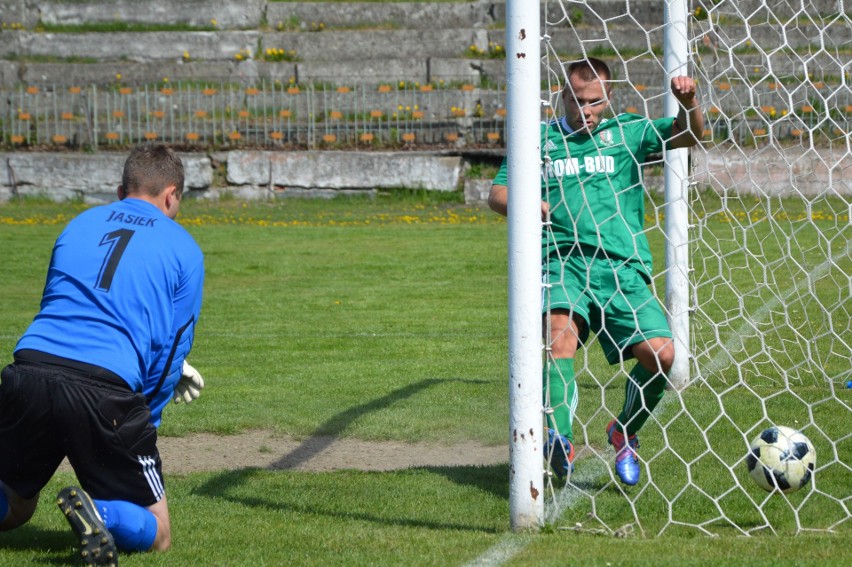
[{"xmin": 607, "ymin": 420, "xmax": 640, "ymax": 486}]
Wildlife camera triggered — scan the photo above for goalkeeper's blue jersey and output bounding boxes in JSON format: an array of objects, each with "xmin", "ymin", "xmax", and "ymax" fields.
[{"xmin": 15, "ymin": 197, "xmax": 204, "ymax": 426}]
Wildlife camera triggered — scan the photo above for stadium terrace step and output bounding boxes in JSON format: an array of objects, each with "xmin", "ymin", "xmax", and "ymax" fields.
[
  {"xmin": 1, "ymin": 29, "xmax": 487, "ymax": 63},
  {"xmin": 266, "ymin": 1, "xmax": 501, "ymax": 31},
  {"xmin": 0, "ymin": 57, "xmax": 501, "ymax": 89},
  {"xmin": 13, "ymin": 1, "xmax": 846, "ymax": 31},
  {"xmin": 2, "ymin": 0, "xmax": 267, "ymax": 29},
  {"xmin": 0, "ymin": 0, "xmax": 846, "ymax": 91},
  {"xmin": 0, "ymin": 23, "xmax": 840, "ymax": 72}
]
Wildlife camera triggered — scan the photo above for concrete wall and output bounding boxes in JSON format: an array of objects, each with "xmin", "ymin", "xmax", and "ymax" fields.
[
  {"xmin": 14, "ymin": 1, "xmax": 844, "ymax": 30},
  {"xmin": 693, "ymin": 146, "xmax": 852, "ymax": 198},
  {"xmin": 0, "ymin": 150, "xmax": 469, "ymax": 203},
  {"xmin": 2, "ymin": 148, "xmax": 850, "ymax": 204},
  {"xmin": 0, "ymin": 151, "xmax": 214, "ymax": 202},
  {"xmin": 2, "ymin": 29, "xmax": 490, "ymax": 63},
  {"xmin": 35, "ymin": 0, "xmax": 267, "ymax": 28}
]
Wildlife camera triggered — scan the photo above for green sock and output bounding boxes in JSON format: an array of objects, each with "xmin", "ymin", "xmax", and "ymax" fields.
[
  {"xmin": 618, "ymin": 363, "xmax": 667, "ymax": 436},
  {"xmin": 544, "ymin": 358, "xmax": 577, "ymax": 443}
]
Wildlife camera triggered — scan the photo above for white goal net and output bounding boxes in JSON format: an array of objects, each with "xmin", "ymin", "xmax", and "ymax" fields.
[{"xmin": 525, "ymin": 0, "xmax": 851, "ymax": 536}]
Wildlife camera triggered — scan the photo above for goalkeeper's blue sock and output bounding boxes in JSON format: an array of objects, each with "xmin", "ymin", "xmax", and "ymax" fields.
[
  {"xmin": 0, "ymin": 488, "xmax": 8, "ymax": 521},
  {"xmin": 93, "ymin": 499, "xmax": 157, "ymax": 552}
]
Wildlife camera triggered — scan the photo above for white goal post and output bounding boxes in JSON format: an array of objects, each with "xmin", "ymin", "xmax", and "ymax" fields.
[
  {"xmin": 506, "ymin": 0, "xmax": 851, "ymax": 535},
  {"xmin": 505, "ymin": 0, "xmax": 545, "ymax": 531}
]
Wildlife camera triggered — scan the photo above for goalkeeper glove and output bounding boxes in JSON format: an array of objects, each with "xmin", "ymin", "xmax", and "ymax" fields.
[{"xmin": 174, "ymin": 361, "xmax": 204, "ymax": 404}]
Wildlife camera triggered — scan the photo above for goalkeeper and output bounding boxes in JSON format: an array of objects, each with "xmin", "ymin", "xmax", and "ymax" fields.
[
  {"xmin": 489, "ymin": 58, "xmax": 704, "ymax": 485},
  {"xmin": 0, "ymin": 144, "xmax": 206, "ymax": 564}
]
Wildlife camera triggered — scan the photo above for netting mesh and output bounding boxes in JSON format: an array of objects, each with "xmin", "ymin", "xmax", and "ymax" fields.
[{"xmin": 539, "ymin": 0, "xmax": 850, "ymax": 536}]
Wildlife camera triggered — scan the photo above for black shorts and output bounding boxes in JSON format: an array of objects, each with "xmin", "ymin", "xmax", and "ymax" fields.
[{"xmin": 0, "ymin": 354, "xmax": 164, "ymax": 506}]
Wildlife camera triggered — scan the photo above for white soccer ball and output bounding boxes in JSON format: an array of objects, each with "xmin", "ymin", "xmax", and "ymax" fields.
[{"xmin": 746, "ymin": 425, "xmax": 815, "ymax": 494}]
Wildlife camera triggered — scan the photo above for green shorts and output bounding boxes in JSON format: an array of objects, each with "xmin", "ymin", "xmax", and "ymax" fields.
[{"xmin": 543, "ymin": 253, "xmax": 672, "ymax": 365}]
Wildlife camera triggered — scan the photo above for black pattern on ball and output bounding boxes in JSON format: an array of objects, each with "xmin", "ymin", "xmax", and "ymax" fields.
[{"xmin": 746, "ymin": 425, "xmax": 815, "ymax": 494}]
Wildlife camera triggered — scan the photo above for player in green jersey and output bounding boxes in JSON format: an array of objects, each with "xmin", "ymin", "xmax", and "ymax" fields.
[{"xmin": 489, "ymin": 58, "xmax": 704, "ymax": 485}]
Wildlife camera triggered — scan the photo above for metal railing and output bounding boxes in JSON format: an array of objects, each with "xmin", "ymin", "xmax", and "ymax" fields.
[
  {"xmin": 2, "ymin": 80, "xmax": 849, "ymax": 151},
  {"xmin": 1, "ymin": 80, "xmax": 509, "ymax": 150}
]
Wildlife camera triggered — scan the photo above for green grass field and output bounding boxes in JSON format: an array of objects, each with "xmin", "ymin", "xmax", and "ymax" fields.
[{"xmin": 0, "ymin": 193, "xmax": 849, "ymax": 566}]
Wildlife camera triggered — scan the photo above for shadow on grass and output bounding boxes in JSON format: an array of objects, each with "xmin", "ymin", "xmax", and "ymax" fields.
[
  {"xmin": 268, "ymin": 377, "xmax": 489, "ymax": 469},
  {"xmin": 193, "ymin": 377, "xmax": 509, "ymax": 532},
  {"xmin": 193, "ymin": 466, "xmax": 506, "ymax": 533},
  {"xmin": 0, "ymin": 524, "xmax": 73, "ymax": 564},
  {"xmin": 421, "ymin": 462, "xmax": 509, "ymax": 500}
]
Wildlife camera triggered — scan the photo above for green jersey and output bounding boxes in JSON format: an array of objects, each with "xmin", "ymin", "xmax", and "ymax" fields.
[{"xmin": 494, "ymin": 113, "xmax": 675, "ymax": 280}]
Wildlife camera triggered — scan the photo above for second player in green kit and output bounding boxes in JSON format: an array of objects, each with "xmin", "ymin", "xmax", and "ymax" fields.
[{"xmin": 489, "ymin": 58, "xmax": 704, "ymax": 485}]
